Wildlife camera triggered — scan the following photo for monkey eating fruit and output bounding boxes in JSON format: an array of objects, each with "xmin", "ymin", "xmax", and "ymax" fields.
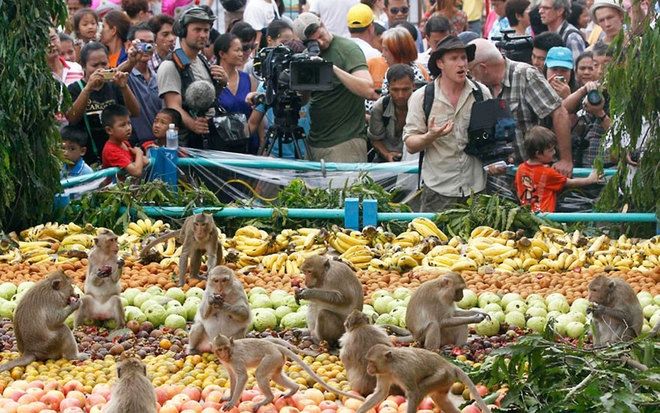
[{"xmin": 588, "ymin": 274, "xmax": 643, "ymax": 346}]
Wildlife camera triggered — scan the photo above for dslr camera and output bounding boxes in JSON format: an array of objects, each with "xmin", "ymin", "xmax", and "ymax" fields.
[{"xmin": 492, "ymin": 29, "xmax": 533, "ymax": 64}]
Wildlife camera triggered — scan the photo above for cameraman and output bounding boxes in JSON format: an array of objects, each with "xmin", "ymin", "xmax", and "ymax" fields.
[
  {"xmin": 157, "ymin": 7, "xmax": 228, "ymax": 148},
  {"xmin": 292, "ymin": 13, "xmax": 379, "ymax": 163}
]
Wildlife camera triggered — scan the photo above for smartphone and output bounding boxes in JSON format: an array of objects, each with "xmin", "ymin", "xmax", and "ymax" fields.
[
  {"xmin": 556, "ymin": 75, "xmax": 566, "ymax": 83},
  {"xmin": 100, "ymin": 69, "xmax": 115, "ymax": 81}
]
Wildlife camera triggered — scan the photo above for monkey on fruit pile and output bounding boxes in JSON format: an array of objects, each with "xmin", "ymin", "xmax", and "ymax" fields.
[
  {"xmin": 104, "ymin": 356, "xmax": 157, "ymax": 413},
  {"xmin": 141, "ymin": 212, "xmax": 223, "ymax": 286},
  {"xmin": 588, "ymin": 275, "xmax": 643, "ymax": 346},
  {"xmin": 297, "ymin": 255, "xmax": 363, "ymax": 346},
  {"xmin": 339, "ymin": 310, "xmax": 393, "ymax": 396},
  {"xmin": 0, "ymin": 271, "xmax": 84, "ymax": 372},
  {"xmin": 212, "ymin": 334, "xmax": 364, "ymax": 412},
  {"xmin": 357, "ymin": 344, "xmax": 491, "ymax": 413},
  {"xmin": 405, "ymin": 272, "xmax": 489, "ymax": 349},
  {"xmin": 75, "ymin": 229, "xmax": 124, "ymax": 329},
  {"xmin": 189, "ymin": 266, "xmax": 251, "ymax": 354}
]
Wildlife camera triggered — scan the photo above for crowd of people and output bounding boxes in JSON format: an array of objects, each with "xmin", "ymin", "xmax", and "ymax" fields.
[{"xmin": 51, "ymin": 0, "xmax": 654, "ymax": 213}]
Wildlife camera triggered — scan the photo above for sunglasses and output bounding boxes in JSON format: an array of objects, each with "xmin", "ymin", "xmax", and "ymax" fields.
[{"xmin": 389, "ymin": 6, "xmax": 409, "ymax": 15}]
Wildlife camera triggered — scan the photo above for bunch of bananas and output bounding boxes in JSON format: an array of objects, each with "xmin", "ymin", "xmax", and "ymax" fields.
[
  {"xmin": 233, "ymin": 225, "xmax": 281, "ymax": 257},
  {"xmin": 340, "ymin": 245, "xmax": 373, "ymax": 270},
  {"xmin": 126, "ymin": 219, "xmax": 167, "ymax": 238},
  {"xmin": 408, "ymin": 217, "xmax": 449, "ymax": 242},
  {"xmin": 369, "ymin": 249, "xmax": 423, "ymax": 272},
  {"xmin": 327, "ymin": 227, "xmax": 369, "ymax": 254}
]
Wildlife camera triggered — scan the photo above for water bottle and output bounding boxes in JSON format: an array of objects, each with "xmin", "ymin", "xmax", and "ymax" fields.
[{"xmin": 166, "ymin": 124, "xmax": 178, "ymax": 149}]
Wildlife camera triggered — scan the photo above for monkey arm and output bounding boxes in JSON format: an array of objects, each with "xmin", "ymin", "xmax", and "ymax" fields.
[
  {"xmin": 301, "ymin": 289, "xmax": 347, "ymax": 306},
  {"xmin": 453, "ymin": 309, "xmax": 486, "ymax": 317},
  {"xmin": 357, "ymin": 378, "xmax": 391, "ymax": 413},
  {"xmin": 439, "ymin": 315, "xmax": 484, "ymax": 328},
  {"xmin": 220, "ymin": 303, "xmax": 251, "ymax": 322},
  {"xmin": 47, "ymin": 302, "xmax": 80, "ymax": 329},
  {"xmin": 590, "ymin": 304, "xmax": 628, "ymax": 321},
  {"xmin": 110, "ymin": 261, "xmax": 124, "ymax": 283}
]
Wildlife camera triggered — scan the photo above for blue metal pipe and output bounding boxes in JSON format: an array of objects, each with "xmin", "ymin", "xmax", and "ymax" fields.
[
  {"xmin": 60, "ymin": 168, "xmax": 119, "ymax": 188},
  {"xmin": 377, "ymin": 211, "xmax": 657, "ymax": 223},
  {"xmin": 137, "ymin": 206, "xmax": 345, "ymax": 219}
]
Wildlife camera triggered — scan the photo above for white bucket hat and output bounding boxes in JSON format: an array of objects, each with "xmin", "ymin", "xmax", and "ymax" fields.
[{"xmin": 590, "ymin": 0, "xmax": 625, "ymax": 22}]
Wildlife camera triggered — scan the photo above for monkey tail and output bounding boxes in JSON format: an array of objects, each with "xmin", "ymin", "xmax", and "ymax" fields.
[
  {"xmin": 280, "ymin": 347, "xmax": 365, "ymax": 401},
  {"xmin": 0, "ymin": 354, "xmax": 36, "ymax": 373},
  {"xmin": 262, "ymin": 337, "xmax": 320, "ymax": 357},
  {"xmin": 382, "ymin": 324, "xmax": 411, "ymax": 337},
  {"xmin": 140, "ymin": 231, "xmax": 180, "ymax": 258},
  {"xmin": 453, "ymin": 367, "xmax": 492, "ymax": 413}
]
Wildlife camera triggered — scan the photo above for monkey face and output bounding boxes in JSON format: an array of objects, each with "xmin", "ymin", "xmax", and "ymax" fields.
[
  {"xmin": 366, "ymin": 360, "xmax": 378, "ymax": 375},
  {"xmin": 207, "ymin": 267, "xmax": 234, "ymax": 293},
  {"xmin": 453, "ymin": 288, "xmax": 464, "ymax": 302},
  {"xmin": 214, "ymin": 346, "xmax": 231, "ymax": 361},
  {"xmin": 588, "ymin": 276, "xmax": 612, "ymax": 305},
  {"xmin": 49, "ymin": 271, "xmax": 77, "ymax": 305}
]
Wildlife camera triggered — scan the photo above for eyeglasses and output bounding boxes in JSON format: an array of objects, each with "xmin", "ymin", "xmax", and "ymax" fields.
[
  {"xmin": 389, "ymin": 6, "xmax": 409, "ymax": 15},
  {"xmin": 242, "ymin": 43, "xmax": 256, "ymax": 52}
]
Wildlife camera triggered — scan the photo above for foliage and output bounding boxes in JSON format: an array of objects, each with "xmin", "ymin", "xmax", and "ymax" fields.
[{"xmin": 0, "ymin": 0, "xmax": 67, "ymax": 231}]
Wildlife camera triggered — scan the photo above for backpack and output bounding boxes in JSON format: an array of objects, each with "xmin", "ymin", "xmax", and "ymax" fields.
[
  {"xmin": 220, "ymin": 0, "xmax": 247, "ymax": 13},
  {"xmin": 558, "ymin": 21, "xmax": 584, "ymax": 47}
]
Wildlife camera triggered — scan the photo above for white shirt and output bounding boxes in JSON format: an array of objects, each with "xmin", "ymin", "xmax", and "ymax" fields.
[
  {"xmin": 416, "ymin": 49, "xmax": 432, "ymax": 69},
  {"xmin": 350, "ymin": 38, "xmax": 381, "ymax": 60},
  {"xmin": 243, "ymin": 0, "xmax": 280, "ymax": 30},
  {"xmin": 309, "ymin": 0, "xmax": 359, "ymax": 37}
]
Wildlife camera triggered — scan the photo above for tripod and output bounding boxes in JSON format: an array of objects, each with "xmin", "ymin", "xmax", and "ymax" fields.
[{"xmin": 259, "ymin": 123, "xmax": 307, "ymax": 160}]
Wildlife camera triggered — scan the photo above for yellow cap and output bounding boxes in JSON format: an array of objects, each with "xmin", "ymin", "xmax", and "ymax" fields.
[{"xmin": 347, "ymin": 4, "xmax": 374, "ymax": 29}]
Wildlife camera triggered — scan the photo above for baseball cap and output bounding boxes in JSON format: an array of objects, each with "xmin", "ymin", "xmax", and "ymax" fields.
[
  {"xmin": 293, "ymin": 12, "xmax": 322, "ymax": 42},
  {"xmin": 347, "ymin": 4, "xmax": 374, "ymax": 29},
  {"xmin": 590, "ymin": 0, "xmax": 625, "ymax": 22},
  {"xmin": 428, "ymin": 36, "xmax": 476, "ymax": 78},
  {"xmin": 545, "ymin": 47, "xmax": 574, "ymax": 69}
]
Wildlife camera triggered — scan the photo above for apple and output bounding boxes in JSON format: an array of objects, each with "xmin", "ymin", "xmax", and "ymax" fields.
[
  {"xmin": 159, "ymin": 405, "xmax": 179, "ymax": 413},
  {"xmin": 527, "ymin": 316, "xmax": 547, "ymax": 333},
  {"xmin": 59, "ymin": 397, "xmax": 84, "ymax": 410},
  {"xmin": 547, "ymin": 300, "xmax": 569, "ymax": 313},
  {"xmin": 504, "ymin": 311, "xmax": 526, "ymax": 328},
  {"xmin": 279, "ymin": 407, "xmax": 301, "ymax": 413},
  {"xmin": 478, "ymin": 292, "xmax": 501, "ymax": 308},
  {"xmin": 457, "ymin": 289, "xmax": 478, "ymax": 309},
  {"xmin": 85, "ymin": 393, "xmax": 106, "ymax": 408},
  {"xmin": 302, "ymin": 406, "xmax": 322, "ymax": 413},
  {"xmin": 526, "ymin": 307, "xmax": 547, "ymax": 318},
  {"xmin": 500, "ymin": 293, "xmax": 523, "ymax": 309},
  {"xmin": 62, "ymin": 381, "xmax": 84, "ymax": 395},
  {"xmin": 570, "ymin": 298, "xmax": 590, "ymax": 314},
  {"xmin": 505, "ymin": 300, "xmax": 527, "ymax": 314},
  {"xmin": 318, "ymin": 401, "xmax": 337, "ymax": 411},
  {"xmin": 482, "ymin": 303, "xmax": 502, "ymax": 313},
  {"xmin": 155, "ymin": 387, "xmax": 170, "ymax": 405},
  {"xmin": 565, "ymin": 321, "xmax": 585, "ymax": 338},
  {"xmin": 303, "ymin": 389, "xmax": 324, "ymax": 405},
  {"xmin": 40, "ymin": 390, "xmax": 64, "ymax": 410},
  {"xmin": 180, "ymin": 400, "xmax": 203, "ymax": 411}
]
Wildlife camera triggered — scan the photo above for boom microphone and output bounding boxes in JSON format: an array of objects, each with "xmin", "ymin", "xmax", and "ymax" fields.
[{"xmin": 184, "ymin": 80, "xmax": 216, "ymax": 115}]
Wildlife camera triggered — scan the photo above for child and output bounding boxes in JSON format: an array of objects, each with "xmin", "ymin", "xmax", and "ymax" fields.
[
  {"xmin": 141, "ymin": 108, "xmax": 183, "ymax": 152},
  {"xmin": 101, "ymin": 104, "xmax": 148, "ymax": 178},
  {"xmin": 73, "ymin": 8, "xmax": 100, "ymax": 44},
  {"xmin": 60, "ymin": 125, "xmax": 94, "ymax": 178},
  {"xmin": 516, "ymin": 126, "xmax": 599, "ymax": 212}
]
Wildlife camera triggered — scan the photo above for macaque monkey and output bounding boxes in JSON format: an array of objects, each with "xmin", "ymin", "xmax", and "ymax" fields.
[
  {"xmin": 189, "ymin": 266, "xmax": 251, "ymax": 354},
  {"xmin": 104, "ymin": 357, "xmax": 157, "ymax": 413},
  {"xmin": 588, "ymin": 275, "xmax": 643, "ymax": 346},
  {"xmin": 141, "ymin": 213, "xmax": 223, "ymax": 286},
  {"xmin": 339, "ymin": 310, "xmax": 393, "ymax": 396},
  {"xmin": 0, "ymin": 271, "xmax": 83, "ymax": 372},
  {"xmin": 406, "ymin": 272, "xmax": 489, "ymax": 349},
  {"xmin": 297, "ymin": 255, "xmax": 364, "ymax": 346},
  {"xmin": 75, "ymin": 229, "xmax": 124, "ymax": 329},
  {"xmin": 357, "ymin": 344, "xmax": 492, "ymax": 413},
  {"xmin": 212, "ymin": 334, "xmax": 364, "ymax": 412}
]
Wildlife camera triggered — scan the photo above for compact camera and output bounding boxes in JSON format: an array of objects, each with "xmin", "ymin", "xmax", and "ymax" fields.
[{"xmin": 136, "ymin": 41, "xmax": 154, "ymax": 54}]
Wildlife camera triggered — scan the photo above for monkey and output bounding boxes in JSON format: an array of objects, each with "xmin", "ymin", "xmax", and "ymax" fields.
[
  {"xmin": 0, "ymin": 270, "xmax": 84, "ymax": 372},
  {"xmin": 188, "ymin": 266, "xmax": 251, "ymax": 354},
  {"xmin": 75, "ymin": 229, "xmax": 125, "ymax": 329},
  {"xmin": 141, "ymin": 212, "xmax": 223, "ymax": 286},
  {"xmin": 357, "ymin": 344, "xmax": 492, "ymax": 413},
  {"xmin": 212, "ymin": 334, "xmax": 364, "ymax": 412},
  {"xmin": 405, "ymin": 272, "xmax": 489, "ymax": 350},
  {"xmin": 339, "ymin": 310, "xmax": 394, "ymax": 396},
  {"xmin": 103, "ymin": 356, "xmax": 157, "ymax": 413},
  {"xmin": 587, "ymin": 274, "xmax": 644, "ymax": 346},
  {"xmin": 297, "ymin": 255, "xmax": 364, "ymax": 347}
]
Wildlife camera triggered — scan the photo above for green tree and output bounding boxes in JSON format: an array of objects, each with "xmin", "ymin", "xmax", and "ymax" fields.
[{"xmin": 0, "ymin": 1, "xmax": 66, "ymax": 231}]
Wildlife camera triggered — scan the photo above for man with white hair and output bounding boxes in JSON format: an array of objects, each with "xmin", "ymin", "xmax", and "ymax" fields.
[
  {"xmin": 539, "ymin": 0, "xmax": 586, "ymax": 59},
  {"xmin": 468, "ymin": 38, "xmax": 573, "ymax": 179}
]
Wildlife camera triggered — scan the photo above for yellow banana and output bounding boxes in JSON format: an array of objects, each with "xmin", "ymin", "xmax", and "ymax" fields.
[
  {"xmin": 409, "ymin": 218, "xmax": 448, "ymax": 242},
  {"xmin": 128, "ymin": 222, "xmax": 144, "ymax": 236},
  {"xmin": 451, "ymin": 258, "xmax": 477, "ymax": 272}
]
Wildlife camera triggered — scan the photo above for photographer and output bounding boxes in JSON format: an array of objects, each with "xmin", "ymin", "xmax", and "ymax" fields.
[{"xmin": 292, "ymin": 13, "xmax": 378, "ymax": 163}]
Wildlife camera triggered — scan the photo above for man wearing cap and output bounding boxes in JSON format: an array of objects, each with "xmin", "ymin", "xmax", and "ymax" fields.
[
  {"xmin": 403, "ymin": 36, "xmax": 493, "ymax": 212},
  {"xmin": 157, "ymin": 7, "xmax": 228, "ymax": 148},
  {"xmin": 468, "ymin": 39, "xmax": 573, "ymax": 180},
  {"xmin": 590, "ymin": 0, "xmax": 625, "ymax": 45},
  {"xmin": 348, "ymin": 3, "xmax": 381, "ymax": 60},
  {"xmin": 292, "ymin": 13, "xmax": 378, "ymax": 163},
  {"xmin": 545, "ymin": 46, "xmax": 574, "ymax": 99},
  {"xmin": 539, "ymin": 0, "xmax": 586, "ymax": 60},
  {"xmin": 416, "ymin": 15, "xmax": 451, "ymax": 68}
]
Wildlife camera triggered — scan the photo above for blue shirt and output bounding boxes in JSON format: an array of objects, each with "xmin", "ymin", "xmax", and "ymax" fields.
[
  {"xmin": 218, "ymin": 71, "xmax": 252, "ymax": 117},
  {"xmin": 61, "ymin": 158, "xmax": 94, "ymax": 178},
  {"xmin": 128, "ymin": 67, "xmax": 162, "ymax": 143}
]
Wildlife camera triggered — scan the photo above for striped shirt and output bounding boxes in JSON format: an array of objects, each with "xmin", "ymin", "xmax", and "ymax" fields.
[{"xmin": 53, "ymin": 57, "xmax": 84, "ymax": 86}]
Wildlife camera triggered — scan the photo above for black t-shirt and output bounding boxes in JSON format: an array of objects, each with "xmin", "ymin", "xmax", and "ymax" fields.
[{"xmin": 67, "ymin": 80, "xmax": 125, "ymax": 165}]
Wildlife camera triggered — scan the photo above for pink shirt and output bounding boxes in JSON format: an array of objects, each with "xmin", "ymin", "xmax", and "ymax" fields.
[{"xmin": 53, "ymin": 57, "xmax": 84, "ymax": 86}]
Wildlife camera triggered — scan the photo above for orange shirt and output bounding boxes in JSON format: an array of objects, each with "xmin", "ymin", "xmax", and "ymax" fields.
[
  {"xmin": 515, "ymin": 161, "xmax": 567, "ymax": 212},
  {"xmin": 108, "ymin": 51, "xmax": 120, "ymax": 68},
  {"xmin": 368, "ymin": 56, "xmax": 389, "ymax": 90}
]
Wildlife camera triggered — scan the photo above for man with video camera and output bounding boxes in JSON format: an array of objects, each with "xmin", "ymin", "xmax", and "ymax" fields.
[{"xmin": 292, "ymin": 13, "xmax": 379, "ymax": 162}]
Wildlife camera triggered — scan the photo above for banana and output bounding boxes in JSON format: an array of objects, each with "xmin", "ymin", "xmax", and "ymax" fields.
[
  {"xmin": 530, "ymin": 238, "xmax": 549, "ymax": 253},
  {"xmin": 127, "ymin": 222, "xmax": 144, "ymax": 236},
  {"xmin": 369, "ymin": 258, "xmax": 390, "ymax": 270},
  {"xmin": 428, "ymin": 245, "xmax": 460, "ymax": 256},
  {"xmin": 162, "ymin": 238, "xmax": 177, "ymax": 256},
  {"xmin": 496, "ymin": 263, "xmax": 516, "ymax": 272},
  {"xmin": 588, "ymin": 235, "xmax": 608, "ymax": 253},
  {"xmin": 66, "ymin": 222, "xmax": 83, "ymax": 234},
  {"xmin": 243, "ymin": 241, "xmax": 269, "ymax": 257},
  {"xmin": 539, "ymin": 225, "xmax": 564, "ymax": 235},
  {"xmin": 451, "ymin": 258, "xmax": 477, "ymax": 272},
  {"xmin": 483, "ymin": 244, "xmax": 516, "ymax": 258},
  {"xmin": 470, "ymin": 226, "xmax": 495, "ymax": 238},
  {"xmin": 528, "ymin": 264, "xmax": 548, "ymax": 272},
  {"xmin": 448, "ymin": 236, "xmax": 462, "ymax": 248},
  {"xmin": 396, "ymin": 255, "xmax": 419, "ymax": 271},
  {"xmin": 409, "ymin": 218, "xmax": 448, "ymax": 242},
  {"xmin": 336, "ymin": 231, "xmax": 369, "ymax": 246}
]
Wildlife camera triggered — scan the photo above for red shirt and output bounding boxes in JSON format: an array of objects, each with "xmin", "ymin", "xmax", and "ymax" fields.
[
  {"xmin": 515, "ymin": 161, "xmax": 567, "ymax": 212},
  {"xmin": 102, "ymin": 140, "xmax": 134, "ymax": 169}
]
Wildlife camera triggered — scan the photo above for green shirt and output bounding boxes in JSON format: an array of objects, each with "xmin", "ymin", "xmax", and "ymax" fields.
[{"xmin": 308, "ymin": 36, "xmax": 368, "ymax": 148}]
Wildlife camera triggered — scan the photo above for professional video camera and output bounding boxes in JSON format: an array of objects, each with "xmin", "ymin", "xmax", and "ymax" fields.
[{"xmin": 493, "ymin": 29, "xmax": 533, "ymax": 64}]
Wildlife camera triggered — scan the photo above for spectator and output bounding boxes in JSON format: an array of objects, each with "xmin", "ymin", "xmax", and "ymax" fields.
[
  {"xmin": 589, "ymin": 0, "xmax": 624, "ymax": 45},
  {"xmin": 528, "ymin": 3, "xmax": 549, "ymax": 35},
  {"xmin": 429, "ymin": 0, "xmax": 468, "ymax": 36},
  {"xmin": 417, "ymin": 15, "xmax": 450, "ymax": 68},
  {"xmin": 60, "ymin": 125, "xmax": 94, "ymax": 178},
  {"xmin": 348, "ymin": 4, "xmax": 381, "ymax": 61},
  {"xmin": 544, "ymin": 46, "xmax": 577, "ymax": 99},
  {"xmin": 59, "ymin": 33, "xmax": 77, "ymax": 62},
  {"xmin": 122, "ymin": 0, "xmax": 152, "ymax": 24},
  {"xmin": 568, "ymin": 1, "xmax": 590, "ymax": 31},
  {"xmin": 506, "ymin": 0, "xmax": 531, "ymax": 35},
  {"xmin": 574, "ymin": 51, "xmax": 595, "ymax": 87},
  {"xmin": 73, "ymin": 8, "xmax": 100, "ymax": 44},
  {"xmin": 590, "ymin": 41, "xmax": 612, "ymax": 82},
  {"xmin": 66, "ymin": 42, "xmax": 141, "ymax": 164},
  {"xmin": 515, "ymin": 126, "xmax": 598, "ymax": 212},
  {"xmin": 66, "ymin": 0, "xmax": 93, "ymax": 33},
  {"xmin": 308, "ymin": 0, "xmax": 359, "ymax": 37},
  {"xmin": 120, "ymin": 23, "xmax": 163, "ymax": 144},
  {"xmin": 485, "ymin": 0, "xmax": 510, "ymax": 40},
  {"xmin": 49, "ymin": 28, "xmax": 84, "ymax": 86},
  {"xmin": 531, "ymin": 31, "xmax": 564, "ymax": 71},
  {"xmin": 101, "ymin": 10, "xmax": 132, "ymax": 67},
  {"xmin": 373, "ymin": 22, "xmax": 386, "ymax": 51},
  {"xmin": 404, "ymin": 36, "xmax": 500, "ymax": 211},
  {"xmin": 384, "ymin": 0, "xmax": 424, "ymax": 51},
  {"xmin": 292, "ymin": 13, "xmax": 377, "ymax": 162},
  {"xmin": 157, "ymin": 7, "xmax": 228, "ymax": 148},
  {"xmin": 539, "ymin": 0, "xmax": 586, "ymax": 59},
  {"xmin": 203, "ymin": 28, "xmax": 221, "ymax": 64},
  {"xmin": 147, "ymin": 14, "xmax": 175, "ymax": 72},
  {"xmin": 468, "ymin": 39, "xmax": 573, "ymax": 178},
  {"xmin": 142, "ymin": 107, "xmax": 183, "ymax": 151},
  {"xmin": 368, "ymin": 64, "xmax": 414, "ymax": 162},
  {"xmin": 462, "ymin": 0, "xmax": 484, "ymax": 35},
  {"xmin": 243, "ymin": 0, "xmax": 280, "ymax": 46},
  {"xmin": 361, "ymin": 0, "xmax": 388, "ymax": 26},
  {"xmin": 215, "ymin": 0, "xmax": 246, "ymax": 32},
  {"xmin": 230, "ymin": 22, "xmax": 258, "ymax": 70},
  {"xmin": 101, "ymin": 104, "xmax": 149, "ymax": 177}
]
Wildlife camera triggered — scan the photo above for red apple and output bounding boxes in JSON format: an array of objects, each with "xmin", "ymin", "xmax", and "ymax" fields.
[
  {"xmin": 180, "ymin": 400, "xmax": 203, "ymax": 412},
  {"xmin": 201, "ymin": 408, "xmax": 220, "ymax": 413},
  {"xmin": 62, "ymin": 381, "xmax": 84, "ymax": 395},
  {"xmin": 171, "ymin": 393, "xmax": 191, "ymax": 405},
  {"xmin": 202, "ymin": 385, "xmax": 223, "ymax": 400},
  {"xmin": 183, "ymin": 387, "xmax": 202, "ymax": 402},
  {"xmin": 24, "ymin": 388, "xmax": 44, "ymax": 401},
  {"xmin": 203, "ymin": 401, "xmax": 223, "ymax": 409},
  {"xmin": 241, "ymin": 390, "xmax": 260, "ymax": 402},
  {"xmin": 205, "ymin": 390, "xmax": 225, "ymax": 404},
  {"xmin": 475, "ymin": 385, "xmax": 489, "ymax": 398},
  {"xmin": 89, "ymin": 406, "xmax": 105, "ymax": 413},
  {"xmin": 25, "ymin": 381, "xmax": 43, "ymax": 390},
  {"xmin": 85, "ymin": 393, "xmax": 107, "ymax": 408},
  {"xmin": 59, "ymin": 397, "xmax": 84, "ymax": 410},
  {"xmin": 92, "ymin": 384, "xmax": 111, "ymax": 399},
  {"xmin": 17, "ymin": 394, "xmax": 37, "ymax": 405},
  {"xmin": 256, "ymin": 404, "xmax": 277, "ymax": 413},
  {"xmin": 461, "ymin": 405, "xmax": 481, "ymax": 413},
  {"xmin": 279, "ymin": 407, "xmax": 301, "ymax": 413},
  {"xmin": 7, "ymin": 389, "xmax": 26, "ymax": 402},
  {"xmin": 11, "ymin": 382, "xmax": 28, "ymax": 391},
  {"xmin": 318, "ymin": 401, "xmax": 338, "ymax": 411},
  {"xmin": 40, "ymin": 390, "xmax": 64, "ymax": 410},
  {"xmin": 237, "ymin": 401, "xmax": 255, "ymax": 412},
  {"xmin": 302, "ymin": 405, "xmax": 322, "ymax": 413},
  {"xmin": 159, "ymin": 403, "xmax": 179, "ymax": 413},
  {"xmin": 155, "ymin": 386, "xmax": 170, "ymax": 405},
  {"xmin": 43, "ymin": 382, "xmax": 60, "ymax": 392},
  {"xmin": 61, "ymin": 407, "xmax": 85, "ymax": 413},
  {"xmin": 417, "ymin": 397, "xmax": 434, "ymax": 410}
]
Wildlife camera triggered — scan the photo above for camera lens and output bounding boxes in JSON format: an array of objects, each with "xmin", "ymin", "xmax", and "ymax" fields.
[{"xmin": 587, "ymin": 89, "xmax": 602, "ymax": 106}]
